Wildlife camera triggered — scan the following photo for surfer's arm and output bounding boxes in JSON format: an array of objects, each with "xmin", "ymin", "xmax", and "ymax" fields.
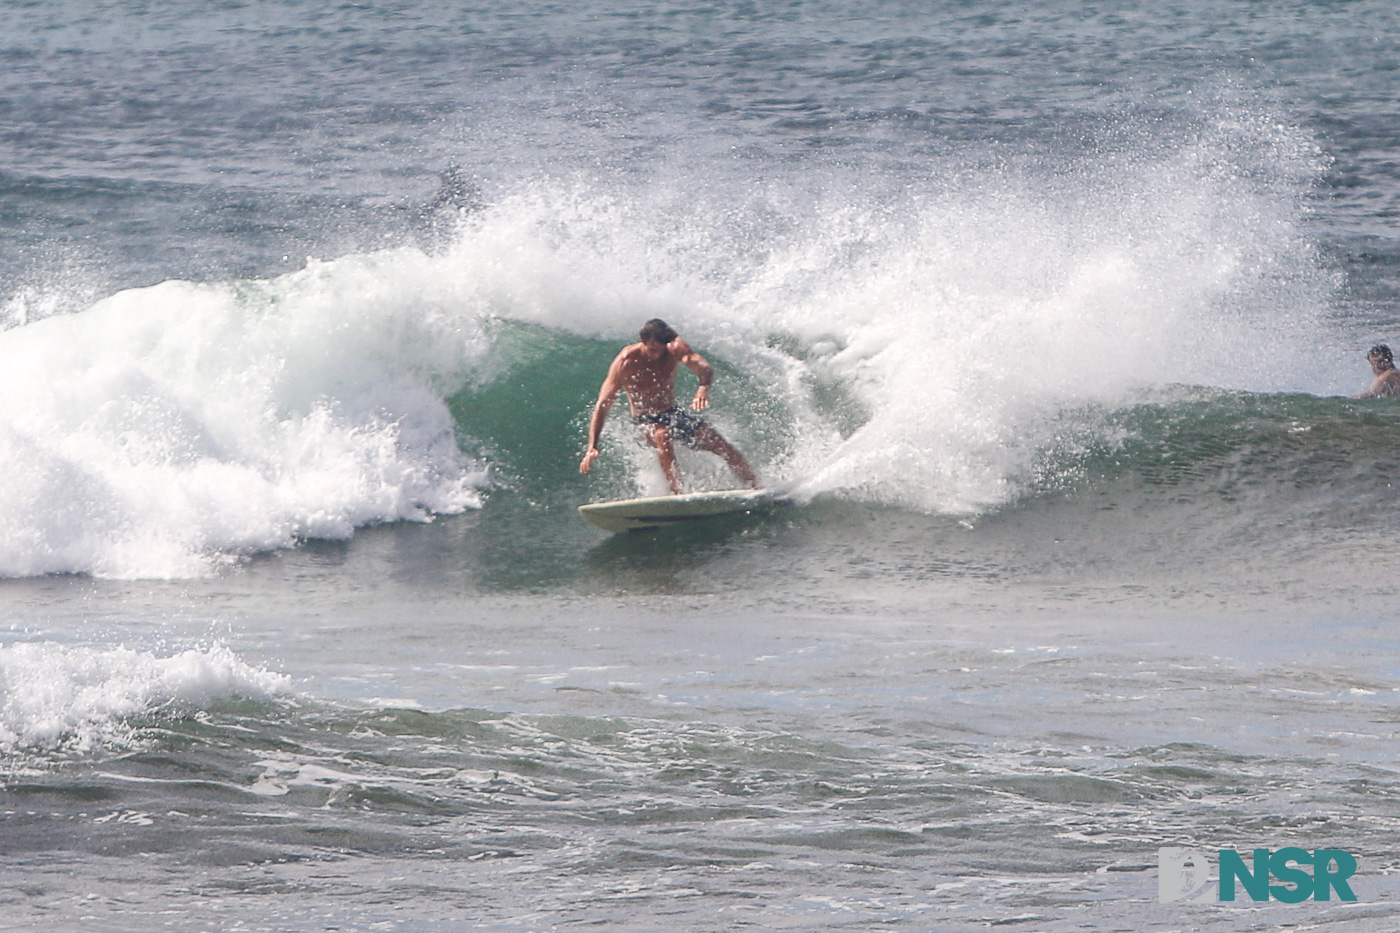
[
  {"xmin": 674, "ymin": 340, "xmax": 714, "ymax": 411},
  {"xmin": 581, "ymin": 360, "xmax": 624, "ymax": 474}
]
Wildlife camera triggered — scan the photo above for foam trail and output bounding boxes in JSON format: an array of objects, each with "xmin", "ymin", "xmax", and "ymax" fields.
[{"xmin": 0, "ymin": 642, "xmax": 291, "ymax": 752}]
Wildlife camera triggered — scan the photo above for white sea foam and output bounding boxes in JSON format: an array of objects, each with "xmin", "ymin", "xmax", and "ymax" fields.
[
  {"xmin": 713, "ymin": 113, "xmax": 1335, "ymax": 511},
  {"xmin": 0, "ymin": 641, "xmax": 292, "ymax": 752},
  {"xmin": 0, "ymin": 251, "xmax": 491, "ymax": 578},
  {"xmin": 0, "ymin": 105, "xmax": 1337, "ymax": 576},
  {"xmin": 435, "ymin": 103, "xmax": 1337, "ymax": 514}
]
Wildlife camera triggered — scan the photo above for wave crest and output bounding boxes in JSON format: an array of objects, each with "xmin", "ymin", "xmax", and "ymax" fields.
[{"xmin": 0, "ymin": 642, "xmax": 291, "ymax": 753}]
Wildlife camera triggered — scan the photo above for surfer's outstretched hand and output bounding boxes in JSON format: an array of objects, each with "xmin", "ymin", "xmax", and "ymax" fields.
[
  {"xmin": 580, "ymin": 447, "xmax": 601, "ymax": 474},
  {"xmin": 691, "ymin": 385, "xmax": 710, "ymax": 411}
]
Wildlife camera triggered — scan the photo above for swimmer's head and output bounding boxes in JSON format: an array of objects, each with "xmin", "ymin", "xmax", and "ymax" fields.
[{"xmin": 1369, "ymin": 344, "xmax": 1394, "ymax": 367}]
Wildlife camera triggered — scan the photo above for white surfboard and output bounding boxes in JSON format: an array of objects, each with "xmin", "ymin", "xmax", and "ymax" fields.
[{"xmin": 578, "ymin": 488, "xmax": 779, "ymax": 533}]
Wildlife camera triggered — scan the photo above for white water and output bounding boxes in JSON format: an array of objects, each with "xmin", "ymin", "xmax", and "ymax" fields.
[
  {"xmin": 0, "ymin": 106, "xmax": 1342, "ymax": 577},
  {"xmin": 0, "ymin": 258, "xmax": 489, "ymax": 579},
  {"xmin": 9, "ymin": 3, "xmax": 1400, "ymax": 931},
  {"xmin": 0, "ymin": 641, "xmax": 290, "ymax": 752}
]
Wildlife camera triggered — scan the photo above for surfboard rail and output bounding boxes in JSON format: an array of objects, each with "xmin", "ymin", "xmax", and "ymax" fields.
[{"xmin": 578, "ymin": 488, "xmax": 778, "ymax": 533}]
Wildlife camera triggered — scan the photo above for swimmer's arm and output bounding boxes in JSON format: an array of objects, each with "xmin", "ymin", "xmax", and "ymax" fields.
[
  {"xmin": 1354, "ymin": 375, "xmax": 1391, "ymax": 399},
  {"xmin": 581, "ymin": 355, "xmax": 625, "ymax": 473},
  {"xmin": 674, "ymin": 339, "xmax": 714, "ymax": 411}
]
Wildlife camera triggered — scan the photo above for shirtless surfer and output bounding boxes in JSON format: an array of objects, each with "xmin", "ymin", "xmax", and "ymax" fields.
[
  {"xmin": 580, "ymin": 319, "xmax": 758, "ymax": 495},
  {"xmin": 1353, "ymin": 344, "xmax": 1400, "ymax": 398}
]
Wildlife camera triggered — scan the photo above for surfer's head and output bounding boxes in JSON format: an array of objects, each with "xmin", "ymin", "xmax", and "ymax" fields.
[
  {"xmin": 640, "ymin": 319, "xmax": 678, "ymax": 347},
  {"xmin": 1369, "ymin": 344, "xmax": 1394, "ymax": 371}
]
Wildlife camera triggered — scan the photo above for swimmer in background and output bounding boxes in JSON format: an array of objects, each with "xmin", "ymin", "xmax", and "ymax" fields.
[
  {"xmin": 1353, "ymin": 344, "xmax": 1400, "ymax": 398},
  {"xmin": 580, "ymin": 319, "xmax": 758, "ymax": 495}
]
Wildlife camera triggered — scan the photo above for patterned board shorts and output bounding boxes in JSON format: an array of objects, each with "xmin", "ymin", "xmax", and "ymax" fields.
[{"xmin": 632, "ymin": 407, "xmax": 708, "ymax": 448}]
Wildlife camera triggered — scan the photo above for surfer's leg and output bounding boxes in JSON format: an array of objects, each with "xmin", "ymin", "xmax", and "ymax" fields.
[
  {"xmin": 692, "ymin": 425, "xmax": 758, "ymax": 488},
  {"xmin": 644, "ymin": 425, "xmax": 684, "ymax": 495}
]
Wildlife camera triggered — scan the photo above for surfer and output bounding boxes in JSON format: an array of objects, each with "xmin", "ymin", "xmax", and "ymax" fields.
[
  {"xmin": 580, "ymin": 319, "xmax": 759, "ymax": 495},
  {"xmin": 1353, "ymin": 344, "xmax": 1400, "ymax": 398}
]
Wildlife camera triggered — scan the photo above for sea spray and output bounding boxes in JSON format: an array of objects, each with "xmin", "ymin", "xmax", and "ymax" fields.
[
  {"xmin": 723, "ymin": 111, "xmax": 1334, "ymax": 511},
  {"xmin": 0, "ymin": 105, "xmax": 1335, "ymax": 576},
  {"xmin": 439, "ymin": 104, "xmax": 1335, "ymax": 514}
]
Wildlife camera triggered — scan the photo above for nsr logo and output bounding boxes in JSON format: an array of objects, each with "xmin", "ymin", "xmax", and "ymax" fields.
[{"xmin": 1159, "ymin": 847, "xmax": 1358, "ymax": 903}]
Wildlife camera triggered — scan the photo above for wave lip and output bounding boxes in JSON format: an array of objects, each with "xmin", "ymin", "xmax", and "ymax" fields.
[{"xmin": 0, "ymin": 257, "xmax": 490, "ymax": 580}]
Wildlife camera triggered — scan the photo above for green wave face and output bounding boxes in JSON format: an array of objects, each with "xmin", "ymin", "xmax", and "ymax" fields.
[
  {"xmin": 441, "ymin": 338, "xmax": 1400, "ymax": 601},
  {"xmin": 1032, "ymin": 389, "xmax": 1400, "ymax": 508},
  {"xmin": 448, "ymin": 317, "xmax": 1400, "ymax": 525},
  {"xmin": 447, "ymin": 320, "xmax": 812, "ymax": 507}
]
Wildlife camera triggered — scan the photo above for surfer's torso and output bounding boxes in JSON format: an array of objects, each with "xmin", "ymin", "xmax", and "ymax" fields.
[{"xmin": 614, "ymin": 339, "xmax": 687, "ymax": 416}]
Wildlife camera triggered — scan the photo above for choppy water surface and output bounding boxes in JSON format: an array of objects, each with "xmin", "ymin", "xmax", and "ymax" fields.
[{"xmin": 5, "ymin": 1, "xmax": 1400, "ymax": 930}]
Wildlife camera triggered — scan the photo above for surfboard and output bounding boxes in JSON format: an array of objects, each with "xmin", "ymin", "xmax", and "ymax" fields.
[{"xmin": 578, "ymin": 488, "xmax": 779, "ymax": 533}]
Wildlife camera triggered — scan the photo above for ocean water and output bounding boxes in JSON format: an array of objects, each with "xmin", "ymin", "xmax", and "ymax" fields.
[{"xmin": 4, "ymin": 1, "xmax": 1400, "ymax": 929}]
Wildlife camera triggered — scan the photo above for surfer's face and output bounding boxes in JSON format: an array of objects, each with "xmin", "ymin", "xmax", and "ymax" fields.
[{"xmin": 641, "ymin": 339, "xmax": 668, "ymax": 359}]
